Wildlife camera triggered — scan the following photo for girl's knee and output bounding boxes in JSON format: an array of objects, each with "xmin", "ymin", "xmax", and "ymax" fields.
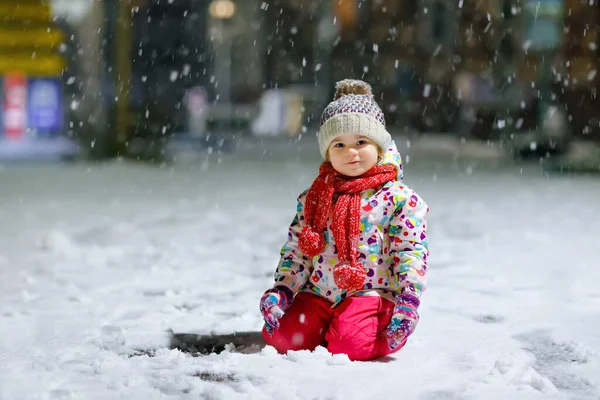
[
  {"xmin": 325, "ymin": 324, "xmax": 379, "ymax": 361},
  {"xmin": 262, "ymin": 317, "xmax": 327, "ymax": 354},
  {"xmin": 325, "ymin": 319, "xmax": 406, "ymax": 361},
  {"xmin": 264, "ymin": 328, "xmax": 320, "ymax": 353},
  {"xmin": 326, "ymin": 336, "xmax": 376, "ymax": 361},
  {"xmin": 262, "ymin": 327, "xmax": 293, "ymax": 354},
  {"xmin": 327, "ymin": 330, "xmax": 408, "ymax": 361}
]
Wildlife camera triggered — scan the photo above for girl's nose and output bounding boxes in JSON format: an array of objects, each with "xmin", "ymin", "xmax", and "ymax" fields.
[{"xmin": 348, "ymin": 147, "xmax": 359, "ymax": 155}]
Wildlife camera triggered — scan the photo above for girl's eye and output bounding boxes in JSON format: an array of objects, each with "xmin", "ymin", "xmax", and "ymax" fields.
[
  {"xmin": 333, "ymin": 143, "xmax": 344, "ymax": 148},
  {"xmin": 357, "ymin": 140, "xmax": 367, "ymax": 145}
]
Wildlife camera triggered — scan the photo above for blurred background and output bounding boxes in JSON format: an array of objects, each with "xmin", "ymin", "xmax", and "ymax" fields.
[{"xmin": 0, "ymin": 0, "xmax": 598, "ymax": 169}]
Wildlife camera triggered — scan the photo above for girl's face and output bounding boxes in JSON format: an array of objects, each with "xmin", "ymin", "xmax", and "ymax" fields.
[{"xmin": 327, "ymin": 135, "xmax": 380, "ymax": 177}]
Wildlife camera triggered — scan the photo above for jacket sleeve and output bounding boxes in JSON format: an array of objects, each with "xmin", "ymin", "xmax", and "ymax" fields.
[
  {"xmin": 388, "ymin": 189, "xmax": 429, "ymax": 305},
  {"xmin": 273, "ymin": 195, "xmax": 313, "ymax": 295}
]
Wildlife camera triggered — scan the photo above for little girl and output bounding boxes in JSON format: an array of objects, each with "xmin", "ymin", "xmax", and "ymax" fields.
[{"xmin": 259, "ymin": 79, "xmax": 429, "ymax": 361}]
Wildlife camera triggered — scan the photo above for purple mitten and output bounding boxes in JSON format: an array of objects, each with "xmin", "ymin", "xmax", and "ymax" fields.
[
  {"xmin": 386, "ymin": 293, "xmax": 420, "ymax": 350},
  {"xmin": 259, "ymin": 286, "xmax": 294, "ymax": 335}
]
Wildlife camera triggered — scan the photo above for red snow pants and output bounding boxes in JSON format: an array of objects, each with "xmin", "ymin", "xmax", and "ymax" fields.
[{"xmin": 262, "ymin": 292, "xmax": 406, "ymax": 361}]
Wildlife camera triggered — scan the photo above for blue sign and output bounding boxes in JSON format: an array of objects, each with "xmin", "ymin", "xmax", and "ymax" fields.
[
  {"xmin": 27, "ymin": 78, "xmax": 63, "ymax": 135},
  {"xmin": 0, "ymin": 76, "xmax": 77, "ymax": 161}
]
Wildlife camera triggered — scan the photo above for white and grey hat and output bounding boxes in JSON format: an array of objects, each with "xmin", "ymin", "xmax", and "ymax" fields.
[{"xmin": 317, "ymin": 79, "xmax": 392, "ymax": 159}]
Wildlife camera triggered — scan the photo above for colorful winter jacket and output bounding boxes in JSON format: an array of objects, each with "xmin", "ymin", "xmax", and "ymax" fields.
[{"xmin": 274, "ymin": 141, "xmax": 429, "ymax": 306}]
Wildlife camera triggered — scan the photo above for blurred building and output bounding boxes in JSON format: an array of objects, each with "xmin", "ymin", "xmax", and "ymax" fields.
[
  {"xmin": 558, "ymin": 0, "xmax": 600, "ymax": 141},
  {"xmin": 0, "ymin": 0, "xmax": 76, "ymax": 160},
  {"xmin": 1, "ymin": 0, "xmax": 599, "ymax": 161}
]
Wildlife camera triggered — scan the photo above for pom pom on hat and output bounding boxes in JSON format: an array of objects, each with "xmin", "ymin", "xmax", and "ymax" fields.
[{"xmin": 334, "ymin": 79, "xmax": 373, "ymax": 100}]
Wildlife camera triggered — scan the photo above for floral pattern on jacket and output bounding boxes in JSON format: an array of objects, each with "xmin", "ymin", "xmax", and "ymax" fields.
[{"xmin": 274, "ymin": 141, "xmax": 429, "ymax": 305}]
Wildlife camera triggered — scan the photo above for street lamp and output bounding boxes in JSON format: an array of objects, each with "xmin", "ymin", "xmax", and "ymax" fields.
[{"xmin": 209, "ymin": 0, "xmax": 236, "ymax": 20}]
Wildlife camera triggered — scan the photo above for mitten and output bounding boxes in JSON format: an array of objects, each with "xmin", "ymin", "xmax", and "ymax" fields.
[
  {"xmin": 259, "ymin": 285, "xmax": 294, "ymax": 335},
  {"xmin": 386, "ymin": 293, "xmax": 420, "ymax": 350}
]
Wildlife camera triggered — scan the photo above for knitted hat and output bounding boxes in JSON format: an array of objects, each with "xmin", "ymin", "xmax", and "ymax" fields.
[{"xmin": 318, "ymin": 79, "xmax": 392, "ymax": 159}]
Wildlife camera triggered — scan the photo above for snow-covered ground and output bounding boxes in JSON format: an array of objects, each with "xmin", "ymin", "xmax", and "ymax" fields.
[{"xmin": 1, "ymin": 137, "xmax": 599, "ymax": 400}]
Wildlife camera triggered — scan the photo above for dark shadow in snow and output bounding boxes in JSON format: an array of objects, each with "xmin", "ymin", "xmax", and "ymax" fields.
[
  {"xmin": 191, "ymin": 371, "xmax": 267, "ymax": 394},
  {"xmin": 418, "ymin": 390, "xmax": 464, "ymax": 400},
  {"xmin": 169, "ymin": 330, "xmax": 265, "ymax": 355},
  {"xmin": 472, "ymin": 314, "xmax": 505, "ymax": 324},
  {"xmin": 514, "ymin": 330, "xmax": 596, "ymax": 394},
  {"xmin": 143, "ymin": 290, "xmax": 172, "ymax": 298},
  {"xmin": 127, "ymin": 348, "xmax": 157, "ymax": 358},
  {"xmin": 194, "ymin": 371, "xmax": 239, "ymax": 382},
  {"xmin": 365, "ymin": 355, "xmax": 397, "ymax": 364}
]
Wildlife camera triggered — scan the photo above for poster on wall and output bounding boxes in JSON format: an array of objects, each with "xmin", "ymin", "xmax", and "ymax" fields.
[
  {"xmin": 1, "ymin": 73, "xmax": 28, "ymax": 140},
  {"xmin": 27, "ymin": 78, "xmax": 63, "ymax": 135}
]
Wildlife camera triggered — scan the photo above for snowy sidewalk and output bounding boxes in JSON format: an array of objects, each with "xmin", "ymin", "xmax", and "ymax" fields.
[{"xmin": 1, "ymin": 152, "xmax": 599, "ymax": 399}]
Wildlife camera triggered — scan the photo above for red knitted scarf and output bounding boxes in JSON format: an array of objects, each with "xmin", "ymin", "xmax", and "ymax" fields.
[{"xmin": 298, "ymin": 162, "xmax": 397, "ymax": 291}]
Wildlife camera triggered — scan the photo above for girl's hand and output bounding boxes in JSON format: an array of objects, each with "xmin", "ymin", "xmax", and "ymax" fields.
[
  {"xmin": 387, "ymin": 317, "xmax": 416, "ymax": 349},
  {"xmin": 386, "ymin": 294, "xmax": 419, "ymax": 350},
  {"xmin": 259, "ymin": 286, "xmax": 293, "ymax": 335}
]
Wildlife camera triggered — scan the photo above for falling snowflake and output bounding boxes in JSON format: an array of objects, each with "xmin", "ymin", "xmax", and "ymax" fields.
[{"xmin": 423, "ymin": 84, "xmax": 431, "ymax": 98}]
